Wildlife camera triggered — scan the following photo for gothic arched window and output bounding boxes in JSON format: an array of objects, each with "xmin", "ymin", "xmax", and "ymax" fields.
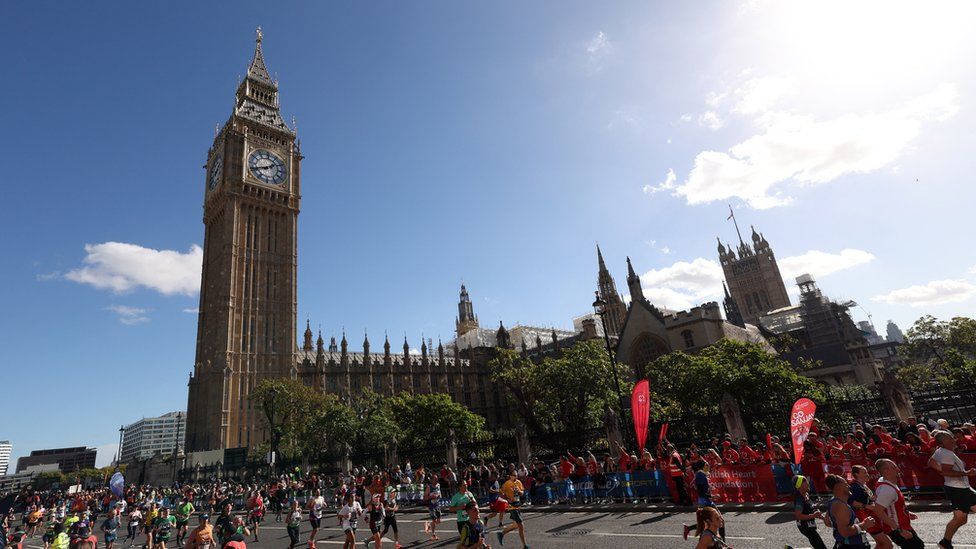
[{"xmin": 628, "ymin": 334, "xmax": 671, "ymax": 379}]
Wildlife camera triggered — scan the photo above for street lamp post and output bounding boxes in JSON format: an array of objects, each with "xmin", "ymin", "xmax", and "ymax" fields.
[
  {"xmin": 116, "ymin": 425, "xmax": 125, "ymax": 469},
  {"xmin": 268, "ymin": 386, "xmax": 278, "ymax": 477},
  {"xmin": 172, "ymin": 412, "xmax": 183, "ymax": 482},
  {"xmin": 592, "ymin": 291, "xmax": 627, "ymax": 433}
]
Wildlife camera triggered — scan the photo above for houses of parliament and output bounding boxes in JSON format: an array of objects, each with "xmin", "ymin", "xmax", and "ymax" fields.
[{"xmin": 185, "ymin": 31, "xmax": 881, "ymax": 453}]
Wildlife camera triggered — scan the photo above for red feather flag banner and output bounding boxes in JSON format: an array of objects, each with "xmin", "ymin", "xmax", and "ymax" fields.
[
  {"xmin": 790, "ymin": 397, "xmax": 817, "ymax": 465},
  {"xmin": 631, "ymin": 380, "xmax": 651, "ymax": 453},
  {"xmin": 659, "ymin": 422, "xmax": 669, "ymax": 443}
]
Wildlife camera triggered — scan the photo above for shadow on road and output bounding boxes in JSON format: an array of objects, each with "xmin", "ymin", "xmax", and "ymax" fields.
[
  {"xmin": 764, "ymin": 512, "xmax": 795, "ymax": 525},
  {"xmin": 631, "ymin": 512, "xmax": 678, "ymax": 526},
  {"xmin": 545, "ymin": 514, "xmax": 607, "ymax": 533}
]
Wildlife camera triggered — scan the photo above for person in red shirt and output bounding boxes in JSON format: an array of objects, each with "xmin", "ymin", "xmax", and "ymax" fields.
[
  {"xmin": 917, "ymin": 426, "xmax": 936, "ymax": 452},
  {"xmin": 872, "ymin": 425, "xmax": 894, "ymax": 445},
  {"xmin": 585, "ymin": 452, "xmax": 600, "ymax": 476},
  {"xmin": 844, "ymin": 434, "xmax": 866, "ymax": 461},
  {"xmin": 738, "ymin": 439, "xmax": 760, "ymax": 465},
  {"xmin": 952, "ymin": 429, "xmax": 972, "ymax": 452},
  {"xmin": 866, "ymin": 435, "xmax": 893, "ymax": 458},
  {"xmin": 615, "ymin": 442, "xmax": 633, "ymax": 472},
  {"xmin": 703, "ymin": 449, "xmax": 722, "ymax": 469},
  {"xmin": 721, "ymin": 441, "xmax": 740, "ymax": 464},
  {"xmin": 827, "ymin": 436, "xmax": 845, "ymax": 462},
  {"xmin": 638, "ymin": 450, "xmax": 655, "ymax": 471},
  {"xmin": 558, "ymin": 456, "xmax": 573, "ymax": 480}
]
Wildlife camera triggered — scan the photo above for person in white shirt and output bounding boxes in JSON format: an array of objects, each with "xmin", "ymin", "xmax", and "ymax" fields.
[
  {"xmin": 928, "ymin": 430, "xmax": 976, "ymax": 549},
  {"xmin": 337, "ymin": 493, "xmax": 363, "ymax": 549},
  {"xmin": 307, "ymin": 489, "xmax": 325, "ymax": 545},
  {"xmin": 872, "ymin": 459, "xmax": 924, "ymax": 549}
]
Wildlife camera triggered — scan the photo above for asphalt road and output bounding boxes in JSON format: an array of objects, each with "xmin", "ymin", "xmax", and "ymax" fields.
[{"xmin": 19, "ymin": 510, "xmax": 976, "ymax": 549}]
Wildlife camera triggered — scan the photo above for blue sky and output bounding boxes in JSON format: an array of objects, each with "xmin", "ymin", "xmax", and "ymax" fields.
[{"xmin": 2, "ymin": 1, "xmax": 975, "ymax": 467}]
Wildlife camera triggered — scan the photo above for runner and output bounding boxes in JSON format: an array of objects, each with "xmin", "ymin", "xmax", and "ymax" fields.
[
  {"xmin": 152, "ymin": 507, "xmax": 176, "ymax": 549},
  {"xmin": 245, "ymin": 491, "xmax": 264, "ymax": 542},
  {"xmin": 380, "ymin": 488, "xmax": 401, "ymax": 549},
  {"xmin": 791, "ymin": 475, "xmax": 828, "ymax": 549},
  {"xmin": 849, "ymin": 465, "xmax": 891, "ymax": 549},
  {"xmin": 285, "ymin": 501, "xmax": 301, "ymax": 549},
  {"xmin": 362, "ymin": 493, "xmax": 384, "ymax": 549},
  {"xmin": 422, "ymin": 477, "xmax": 442, "ymax": 541},
  {"xmin": 495, "ymin": 472, "xmax": 527, "ymax": 549},
  {"xmin": 825, "ymin": 474, "xmax": 876, "ymax": 549},
  {"xmin": 213, "ymin": 504, "xmax": 235, "ymax": 548},
  {"xmin": 125, "ymin": 506, "xmax": 142, "ymax": 546},
  {"xmin": 101, "ymin": 508, "xmax": 120, "ymax": 549},
  {"xmin": 928, "ymin": 430, "xmax": 976, "ymax": 549},
  {"xmin": 336, "ymin": 493, "xmax": 362, "ymax": 549},
  {"xmin": 449, "ymin": 480, "xmax": 477, "ymax": 536},
  {"xmin": 144, "ymin": 503, "xmax": 159, "ymax": 549},
  {"xmin": 306, "ymin": 489, "xmax": 325, "ymax": 546},
  {"xmin": 483, "ymin": 477, "xmax": 507, "ymax": 529},
  {"xmin": 691, "ymin": 506, "xmax": 729, "ymax": 549},
  {"xmin": 175, "ymin": 495, "xmax": 195, "ymax": 547},
  {"xmin": 458, "ymin": 501, "xmax": 490, "ymax": 549},
  {"xmin": 873, "ymin": 459, "xmax": 925, "ymax": 549},
  {"xmin": 185, "ymin": 514, "xmax": 214, "ymax": 549}
]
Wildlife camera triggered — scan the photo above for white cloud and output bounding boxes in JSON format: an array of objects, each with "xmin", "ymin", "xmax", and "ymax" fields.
[
  {"xmin": 587, "ymin": 31, "xmax": 610, "ymax": 58},
  {"xmin": 873, "ymin": 279, "xmax": 976, "ymax": 307},
  {"xmin": 607, "ymin": 107, "xmax": 642, "ymax": 131},
  {"xmin": 637, "ymin": 258, "xmax": 726, "ymax": 310},
  {"xmin": 680, "ymin": 114, "xmax": 693, "ymax": 123},
  {"xmin": 969, "ymin": 265, "xmax": 976, "ymax": 275},
  {"xmin": 584, "ymin": 31, "xmax": 612, "ymax": 73},
  {"xmin": 65, "ymin": 242, "xmax": 202, "ymax": 296},
  {"xmin": 643, "ymin": 168, "xmax": 676, "ymax": 195},
  {"xmin": 730, "ymin": 75, "xmax": 794, "ymax": 115},
  {"xmin": 778, "ymin": 248, "xmax": 875, "ymax": 280},
  {"xmin": 637, "ymin": 249, "xmax": 874, "ymax": 311},
  {"xmin": 106, "ymin": 304, "xmax": 150, "ymax": 325},
  {"xmin": 698, "ymin": 110, "xmax": 724, "ymax": 131},
  {"xmin": 182, "ymin": 308, "xmax": 199, "ymax": 314},
  {"xmin": 667, "ymin": 82, "xmax": 958, "ymax": 209}
]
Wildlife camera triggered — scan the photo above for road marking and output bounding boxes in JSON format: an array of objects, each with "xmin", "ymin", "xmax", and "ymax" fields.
[{"xmin": 590, "ymin": 532, "xmax": 765, "ymax": 541}]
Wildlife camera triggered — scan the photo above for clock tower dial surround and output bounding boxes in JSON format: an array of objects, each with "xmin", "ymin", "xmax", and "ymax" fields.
[{"xmin": 186, "ymin": 28, "xmax": 303, "ymax": 452}]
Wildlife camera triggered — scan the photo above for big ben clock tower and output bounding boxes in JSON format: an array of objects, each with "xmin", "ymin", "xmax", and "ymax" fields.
[{"xmin": 186, "ymin": 28, "xmax": 301, "ymax": 452}]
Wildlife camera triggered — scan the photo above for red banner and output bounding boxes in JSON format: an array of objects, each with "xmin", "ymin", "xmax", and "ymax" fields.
[
  {"xmin": 708, "ymin": 464, "xmax": 779, "ymax": 503},
  {"xmin": 790, "ymin": 397, "xmax": 817, "ymax": 465},
  {"xmin": 659, "ymin": 422, "xmax": 669, "ymax": 443},
  {"xmin": 631, "ymin": 380, "xmax": 651, "ymax": 453}
]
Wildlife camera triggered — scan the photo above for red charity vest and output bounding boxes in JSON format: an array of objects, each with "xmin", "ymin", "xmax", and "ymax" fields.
[{"xmin": 877, "ymin": 479, "xmax": 911, "ymax": 531}]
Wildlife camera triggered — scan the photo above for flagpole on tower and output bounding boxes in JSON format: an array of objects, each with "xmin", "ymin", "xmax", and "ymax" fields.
[{"xmin": 727, "ymin": 204, "xmax": 745, "ymax": 245}]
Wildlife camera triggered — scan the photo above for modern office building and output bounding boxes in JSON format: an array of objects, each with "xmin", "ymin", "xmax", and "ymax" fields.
[
  {"xmin": 0, "ymin": 441, "xmax": 11, "ymax": 476},
  {"xmin": 120, "ymin": 412, "xmax": 186, "ymax": 463},
  {"xmin": 15, "ymin": 447, "xmax": 96, "ymax": 474}
]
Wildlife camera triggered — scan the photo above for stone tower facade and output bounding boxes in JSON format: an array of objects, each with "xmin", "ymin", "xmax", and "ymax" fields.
[
  {"xmin": 596, "ymin": 246, "xmax": 627, "ymax": 336},
  {"xmin": 185, "ymin": 29, "xmax": 301, "ymax": 452},
  {"xmin": 455, "ymin": 284, "xmax": 479, "ymax": 337},
  {"xmin": 717, "ymin": 225, "xmax": 790, "ymax": 326}
]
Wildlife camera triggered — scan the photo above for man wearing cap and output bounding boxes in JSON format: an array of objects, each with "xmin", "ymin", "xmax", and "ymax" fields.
[{"xmin": 185, "ymin": 515, "xmax": 214, "ymax": 549}]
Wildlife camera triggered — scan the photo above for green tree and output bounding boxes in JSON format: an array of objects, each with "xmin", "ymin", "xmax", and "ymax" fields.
[
  {"xmin": 252, "ymin": 378, "xmax": 327, "ymax": 460},
  {"xmin": 384, "ymin": 392, "xmax": 486, "ymax": 449},
  {"xmin": 899, "ymin": 315, "xmax": 976, "ymax": 388},
  {"xmin": 643, "ymin": 339, "xmax": 825, "ymax": 439},
  {"xmin": 490, "ymin": 339, "xmax": 631, "ymax": 450}
]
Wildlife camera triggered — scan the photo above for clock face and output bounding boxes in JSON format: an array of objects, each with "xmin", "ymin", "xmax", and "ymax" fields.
[
  {"xmin": 248, "ymin": 149, "xmax": 287, "ymax": 186},
  {"xmin": 207, "ymin": 154, "xmax": 223, "ymax": 190}
]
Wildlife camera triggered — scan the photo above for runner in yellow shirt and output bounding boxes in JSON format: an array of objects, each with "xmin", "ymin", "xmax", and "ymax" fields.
[{"xmin": 496, "ymin": 472, "xmax": 528, "ymax": 549}]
